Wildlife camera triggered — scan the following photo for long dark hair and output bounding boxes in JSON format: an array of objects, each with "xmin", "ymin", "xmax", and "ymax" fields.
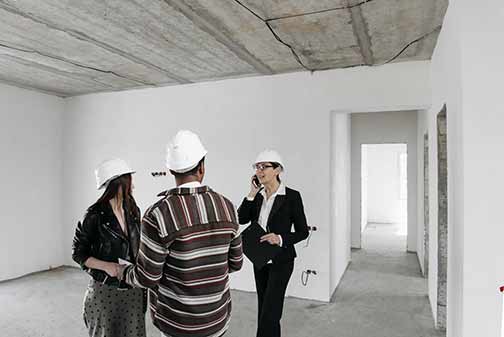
[
  {"xmin": 271, "ymin": 162, "xmax": 282, "ymax": 183},
  {"xmin": 93, "ymin": 174, "xmax": 139, "ymax": 219}
]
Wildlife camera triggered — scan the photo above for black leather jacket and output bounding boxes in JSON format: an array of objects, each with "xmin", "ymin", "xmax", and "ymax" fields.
[{"xmin": 72, "ymin": 201, "xmax": 141, "ymax": 289}]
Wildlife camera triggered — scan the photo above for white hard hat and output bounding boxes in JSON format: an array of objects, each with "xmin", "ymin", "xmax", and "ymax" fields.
[
  {"xmin": 95, "ymin": 158, "xmax": 135, "ymax": 190},
  {"xmin": 166, "ymin": 130, "xmax": 208, "ymax": 173},
  {"xmin": 254, "ymin": 149, "xmax": 284, "ymax": 169}
]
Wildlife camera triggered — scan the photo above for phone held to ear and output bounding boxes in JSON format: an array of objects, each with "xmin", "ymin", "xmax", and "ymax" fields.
[{"xmin": 253, "ymin": 175, "xmax": 261, "ymax": 188}]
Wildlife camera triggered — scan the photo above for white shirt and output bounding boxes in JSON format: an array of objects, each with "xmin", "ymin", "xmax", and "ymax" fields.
[
  {"xmin": 248, "ymin": 182, "xmax": 286, "ymax": 251},
  {"xmin": 258, "ymin": 183, "xmax": 285, "ymax": 233},
  {"xmin": 178, "ymin": 181, "xmax": 203, "ymax": 188}
]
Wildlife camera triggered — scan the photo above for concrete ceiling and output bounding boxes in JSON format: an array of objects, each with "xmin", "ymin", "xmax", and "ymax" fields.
[{"xmin": 0, "ymin": 0, "xmax": 448, "ymax": 97}]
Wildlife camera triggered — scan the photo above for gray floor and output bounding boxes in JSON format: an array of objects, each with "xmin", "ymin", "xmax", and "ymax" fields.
[{"xmin": 1, "ymin": 223, "xmax": 442, "ymax": 337}]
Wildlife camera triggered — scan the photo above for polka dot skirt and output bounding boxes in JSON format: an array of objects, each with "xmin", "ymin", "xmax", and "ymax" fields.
[{"xmin": 83, "ymin": 279, "xmax": 146, "ymax": 337}]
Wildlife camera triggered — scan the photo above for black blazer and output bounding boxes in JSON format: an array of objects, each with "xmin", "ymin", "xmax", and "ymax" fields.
[{"xmin": 238, "ymin": 186, "xmax": 309, "ymax": 264}]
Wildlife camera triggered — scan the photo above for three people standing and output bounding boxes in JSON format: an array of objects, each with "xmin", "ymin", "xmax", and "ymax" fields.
[{"xmin": 73, "ymin": 132, "xmax": 308, "ymax": 337}]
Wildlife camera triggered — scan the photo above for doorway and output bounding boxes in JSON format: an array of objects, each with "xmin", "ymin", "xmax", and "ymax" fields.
[{"xmin": 361, "ymin": 143, "xmax": 408, "ymax": 250}]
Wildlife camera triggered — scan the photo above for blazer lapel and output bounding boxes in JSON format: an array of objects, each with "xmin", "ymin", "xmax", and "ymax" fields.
[
  {"xmin": 266, "ymin": 195, "xmax": 286, "ymax": 230},
  {"xmin": 255, "ymin": 193, "xmax": 264, "ymax": 220}
]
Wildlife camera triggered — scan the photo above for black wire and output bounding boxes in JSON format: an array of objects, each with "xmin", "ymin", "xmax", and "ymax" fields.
[
  {"xmin": 231, "ymin": 0, "xmax": 311, "ymax": 71},
  {"xmin": 301, "ymin": 270, "xmax": 309, "ymax": 286},
  {"xmin": 382, "ymin": 26, "xmax": 442, "ymax": 65},
  {"xmin": 266, "ymin": 0, "xmax": 377, "ymax": 22},
  {"xmin": 304, "ymin": 228, "xmax": 313, "ymax": 248}
]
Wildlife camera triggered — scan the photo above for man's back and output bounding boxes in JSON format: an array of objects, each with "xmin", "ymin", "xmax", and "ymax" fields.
[{"xmin": 125, "ymin": 185, "xmax": 243, "ymax": 337}]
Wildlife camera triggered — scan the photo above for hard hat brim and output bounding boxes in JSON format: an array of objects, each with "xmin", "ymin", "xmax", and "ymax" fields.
[
  {"xmin": 97, "ymin": 170, "xmax": 136, "ymax": 190},
  {"xmin": 168, "ymin": 151, "xmax": 207, "ymax": 173}
]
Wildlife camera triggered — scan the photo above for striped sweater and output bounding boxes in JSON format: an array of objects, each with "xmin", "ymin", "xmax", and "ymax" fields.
[{"xmin": 124, "ymin": 186, "xmax": 243, "ymax": 337}]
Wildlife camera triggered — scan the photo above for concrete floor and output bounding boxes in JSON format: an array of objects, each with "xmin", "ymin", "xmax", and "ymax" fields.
[{"xmin": 0, "ymin": 223, "xmax": 442, "ymax": 337}]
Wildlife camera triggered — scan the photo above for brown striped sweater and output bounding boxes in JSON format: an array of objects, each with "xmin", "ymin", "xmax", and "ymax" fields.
[{"xmin": 124, "ymin": 185, "xmax": 243, "ymax": 337}]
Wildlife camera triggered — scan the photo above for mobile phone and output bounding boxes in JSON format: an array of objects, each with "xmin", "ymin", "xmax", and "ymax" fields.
[{"xmin": 252, "ymin": 175, "xmax": 260, "ymax": 187}]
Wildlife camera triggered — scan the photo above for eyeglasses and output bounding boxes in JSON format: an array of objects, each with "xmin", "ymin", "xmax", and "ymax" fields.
[{"xmin": 253, "ymin": 163, "xmax": 275, "ymax": 171}]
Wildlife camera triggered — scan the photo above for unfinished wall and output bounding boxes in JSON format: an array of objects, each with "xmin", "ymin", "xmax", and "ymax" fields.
[
  {"xmin": 437, "ymin": 105, "xmax": 448, "ymax": 330},
  {"xmin": 351, "ymin": 111, "xmax": 418, "ymax": 251},
  {"xmin": 0, "ymin": 83, "xmax": 64, "ymax": 281},
  {"xmin": 62, "ymin": 61, "xmax": 430, "ymax": 302}
]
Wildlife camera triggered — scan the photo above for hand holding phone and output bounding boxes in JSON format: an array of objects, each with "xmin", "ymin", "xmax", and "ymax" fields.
[
  {"xmin": 248, "ymin": 175, "xmax": 261, "ymax": 200},
  {"xmin": 252, "ymin": 175, "xmax": 260, "ymax": 188}
]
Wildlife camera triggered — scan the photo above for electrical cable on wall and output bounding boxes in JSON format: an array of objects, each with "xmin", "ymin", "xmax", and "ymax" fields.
[
  {"xmin": 304, "ymin": 226, "xmax": 317, "ymax": 248},
  {"xmin": 301, "ymin": 269, "xmax": 317, "ymax": 286}
]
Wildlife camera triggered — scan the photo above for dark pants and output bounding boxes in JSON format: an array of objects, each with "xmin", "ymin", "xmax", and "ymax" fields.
[{"xmin": 253, "ymin": 261, "xmax": 294, "ymax": 337}]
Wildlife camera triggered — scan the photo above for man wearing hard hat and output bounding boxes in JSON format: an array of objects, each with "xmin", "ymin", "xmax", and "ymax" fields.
[{"xmin": 119, "ymin": 130, "xmax": 243, "ymax": 337}]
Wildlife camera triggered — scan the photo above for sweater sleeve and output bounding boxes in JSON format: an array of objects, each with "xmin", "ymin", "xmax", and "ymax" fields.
[{"xmin": 125, "ymin": 209, "xmax": 170, "ymax": 288}]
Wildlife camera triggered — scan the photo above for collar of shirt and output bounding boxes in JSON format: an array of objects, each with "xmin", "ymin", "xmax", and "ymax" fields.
[
  {"xmin": 157, "ymin": 182, "xmax": 209, "ymax": 197},
  {"xmin": 259, "ymin": 182, "xmax": 286, "ymax": 200},
  {"xmin": 178, "ymin": 181, "xmax": 203, "ymax": 188}
]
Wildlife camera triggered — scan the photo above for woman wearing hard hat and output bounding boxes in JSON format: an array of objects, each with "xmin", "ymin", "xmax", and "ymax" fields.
[
  {"xmin": 72, "ymin": 158, "xmax": 146, "ymax": 337},
  {"xmin": 238, "ymin": 150, "xmax": 309, "ymax": 337}
]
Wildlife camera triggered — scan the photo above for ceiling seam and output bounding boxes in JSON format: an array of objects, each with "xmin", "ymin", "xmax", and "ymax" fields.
[
  {"xmin": 0, "ymin": 41, "xmax": 156, "ymax": 87},
  {"xmin": 0, "ymin": 77, "xmax": 67, "ymax": 97},
  {"xmin": 0, "ymin": 2, "xmax": 191, "ymax": 84},
  {"xmin": 348, "ymin": 0, "xmax": 375, "ymax": 66},
  {"xmin": 232, "ymin": 0, "xmax": 312, "ymax": 72},
  {"xmin": 165, "ymin": 0, "xmax": 274, "ymax": 75},
  {"xmin": 265, "ymin": 0, "xmax": 377, "ymax": 22},
  {"xmin": 382, "ymin": 26, "xmax": 442, "ymax": 65},
  {"xmin": 314, "ymin": 25, "xmax": 443, "ymax": 71}
]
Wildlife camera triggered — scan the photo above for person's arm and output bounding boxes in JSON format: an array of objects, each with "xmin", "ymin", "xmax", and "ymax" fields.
[
  {"xmin": 237, "ymin": 198, "xmax": 254, "ymax": 224},
  {"xmin": 72, "ymin": 213, "xmax": 120, "ymax": 277},
  {"xmin": 84, "ymin": 257, "xmax": 120, "ymax": 277},
  {"xmin": 228, "ymin": 231, "xmax": 243, "ymax": 272},
  {"xmin": 237, "ymin": 176, "xmax": 261, "ymax": 224},
  {"xmin": 122, "ymin": 209, "xmax": 170, "ymax": 288},
  {"xmin": 281, "ymin": 191, "xmax": 309, "ymax": 247}
]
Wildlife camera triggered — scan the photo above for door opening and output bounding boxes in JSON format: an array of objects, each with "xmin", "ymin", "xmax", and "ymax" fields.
[{"xmin": 361, "ymin": 143, "xmax": 408, "ymax": 250}]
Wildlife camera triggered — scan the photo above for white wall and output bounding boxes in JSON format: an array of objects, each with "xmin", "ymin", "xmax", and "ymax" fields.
[
  {"xmin": 0, "ymin": 83, "xmax": 64, "ymax": 281},
  {"xmin": 416, "ymin": 109, "xmax": 428, "ymax": 275},
  {"xmin": 361, "ymin": 145, "xmax": 368, "ymax": 232},
  {"xmin": 426, "ymin": 1, "xmax": 504, "ymax": 335},
  {"xmin": 351, "ymin": 111, "xmax": 418, "ymax": 250},
  {"xmin": 365, "ymin": 144, "xmax": 407, "ymax": 225},
  {"xmin": 62, "ymin": 61, "xmax": 431, "ymax": 302},
  {"xmin": 329, "ymin": 112, "xmax": 351, "ymax": 296},
  {"xmin": 457, "ymin": 1, "xmax": 504, "ymax": 336}
]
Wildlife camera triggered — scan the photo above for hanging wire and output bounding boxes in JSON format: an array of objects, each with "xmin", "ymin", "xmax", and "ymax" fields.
[
  {"xmin": 301, "ymin": 270, "xmax": 317, "ymax": 286},
  {"xmin": 301, "ymin": 270, "xmax": 309, "ymax": 286},
  {"xmin": 304, "ymin": 226, "xmax": 317, "ymax": 248},
  {"xmin": 304, "ymin": 229, "xmax": 313, "ymax": 248}
]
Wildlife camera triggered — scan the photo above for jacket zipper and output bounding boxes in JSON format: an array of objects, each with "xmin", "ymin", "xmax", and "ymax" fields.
[
  {"xmin": 102, "ymin": 223, "xmax": 131, "ymax": 262},
  {"xmin": 103, "ymin": 223, "xmax": 127, "ymax": 242}
]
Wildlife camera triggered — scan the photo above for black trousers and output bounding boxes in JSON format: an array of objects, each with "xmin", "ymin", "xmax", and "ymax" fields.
[{"xmin": 253, "ymin": 261, "xmax": 294, "ymax": 337}]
